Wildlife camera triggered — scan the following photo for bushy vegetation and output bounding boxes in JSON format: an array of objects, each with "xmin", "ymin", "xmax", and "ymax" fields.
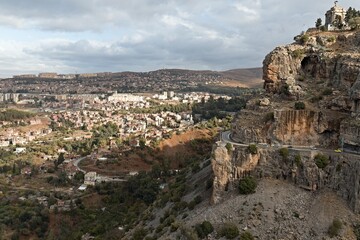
[
  {"xmin": 294, "ymin": 101, "xmax": 305, "ymax": 110},
  {"xmin": 294, "ymin": 154, "xmax": 302, "ymax": 167},
  {"xmin": 299, "ymin": 34, "xmax": 310, "ymax": 44},
  {"xmin": 240, "ymin": 231, "xmax": 255, "ymax": 240},
  {"xmin": 247, "ymin": 144, "xmax": 257, "ymax": 154},
  {"xmin": 328, "ymin": 218, "xmax": 342, "ymax": 237},
  {"xmin": 279, "ymin": 148, "xmax": 289, "ymax": 162},
  {"xmin": 225, "ymin": 143, "xmax": 232, "ymax": 154},
  {"xmin": 263, "ymin": 112, "xmax": 275, "ymax": 123},
  {"xmin": 218, "ymin": 222, "xmax": 239, "ymax": 239},
  {"xmin": 0, "ymin": 109, "xmax": 34, "ymax": 121},
  {"xmin": 291, "ymin": 49, "xmax": 305, "ymax": 58},
  {"xmin": 195, "ymin": 221, "xmax": 214, "ymax": 239},
  {"xmin": 238, "ymin": 176, "xmax": 257, "ymax": 195},
  {"xmin": 0, "ymin": 194, "xmax": 49, "ymax": 239},
  {"xmin": 322, "ymin": 88, "xmax": 333, "ymax": 96},
  {"xmin": 314, "ymin": 154, "xmax": 329, "ymax": 169}
]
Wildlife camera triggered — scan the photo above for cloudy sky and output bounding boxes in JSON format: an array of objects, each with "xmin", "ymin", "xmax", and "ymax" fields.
[{"xmin": 0, "ymin": 0, "xmax": 358, "ymax": 77}]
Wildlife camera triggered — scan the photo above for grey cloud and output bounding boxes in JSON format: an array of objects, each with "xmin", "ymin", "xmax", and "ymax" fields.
[{"xmin": 0, "ymin": 0, "xmax": 359, "ymax": 75}]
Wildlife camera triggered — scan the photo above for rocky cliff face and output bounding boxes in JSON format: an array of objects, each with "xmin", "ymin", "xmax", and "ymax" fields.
[
  {"xmin": 211, "ymin": 142, "xmax": 260, "ymax": 204},
  {"xmin": 263, "ymin": 31, "xmax": 360, "ymax": 97}
]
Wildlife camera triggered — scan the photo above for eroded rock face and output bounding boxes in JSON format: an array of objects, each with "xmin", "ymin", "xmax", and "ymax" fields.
[
  {"xmin": 263, "ymin": 31, "xmax": 360, "ymax": 96},
  {"xmin": 211, "ymin": 142, "xmax": 260, "ymax": 204},
  {"xmin": 263, "ymin": 45, "xmax": 303, "ymax": 93}
]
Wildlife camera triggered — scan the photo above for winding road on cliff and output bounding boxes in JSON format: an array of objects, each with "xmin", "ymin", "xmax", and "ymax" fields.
[{"xmin": 220, "ymin": 130, "xmax": 360, "ymax": 157}]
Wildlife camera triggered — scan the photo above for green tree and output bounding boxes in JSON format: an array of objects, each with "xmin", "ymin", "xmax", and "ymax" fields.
[
  {"xmin": 225, "ymin": 143, "xmax": 232, "ymax": 154},
  {"xmin": 54, "ymin": 152, "xmax": 65, "ymax": 169},
  {"xmin": 247, "ymin": 144, "xmax": 257, "ymax": 154},
  {"xmin": 314, "ymin": 154, "xmax": 329, "ymax": 169},
  {"xmin": 315, "ymin": 18, "xmax": 322, "ymax": 28},
  {"xmin": 219, "ymin": 222, "xmax": 239, "ymax": 239},
  {"xmin": 238, "ymin": 177, "xmax": 257, "ymax": 195},
  {"xmin": 195, "ymin": 221, "xmax": 214, "ymax": 238}
]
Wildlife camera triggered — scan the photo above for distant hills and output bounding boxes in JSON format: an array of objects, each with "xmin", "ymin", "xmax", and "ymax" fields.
[{"xmin": 219, "ymin": 67, "xmax": 263, "ymax": 88}]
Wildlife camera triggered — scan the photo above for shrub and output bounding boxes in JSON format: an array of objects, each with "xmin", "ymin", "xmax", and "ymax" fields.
[
  {"xmin": 218, "ymin": 222, "xmax": 239, "ymax": 239},
  {"xmin": 322, "ymin": 88, "xmax": 333, "ymax": 96},
  {"xmin": 294, "ymin": 101, "xmax": 305, "ymax": 110},
  {"xmin": 195, "ymin": 221, "xmax": 214, "ymax": 238},
  {"xmin": 240, "ymin": 231, "xmax": 255, "ymax": 240},
  {"xmin": 310, "ymin": 95, "xmax": 323, "ymax": 103},
  {"xmin": 300, "ymin": 34, "xmax": 310, "ymax": 44},
  {"xmin": 238, "ymin": 177, "xmax": 257, "ymax": 195},
  {"xmin": 314, "ymin": 154, "xmax": 329, "ymax": 169},
  {"xmin": 294, "ymin": 154, "xmax": 302, "ymax": 167},
  {"xmin": 263, "ymin": 112, "xmax": 274, "ymax": 122},
  {"xmin": 291, "ymin": 49, "xmax": 305, "ymax": 58},
  {"xmin": 225, "ymin": 143, "xmax": 232, "ymax": 154},
  {"xmin": 328, "ymin": 219, "xmax": 342, "ymax": 237},
  {"xmin": 327, "ymin": 36, "xmax": 336, "ymax": 42},
  {"xmin": 280, "ymin": 85, "xmax": 290, "ymax": 95},
  {"xmin": 248, "ymin": 144, "xmax": 257, "ymax": 154},
  {"xmin": 279, "ymin": 148, "xmax": 289, "ymax": 161},
  {"xmin": 132, "ymin": 228, "xmax": 148, "ymax": 240}
]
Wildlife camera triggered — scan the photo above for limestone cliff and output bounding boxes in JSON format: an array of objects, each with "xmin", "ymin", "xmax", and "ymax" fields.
[{"xmin": 211, "ymin": 142, "xmax": 260, "ymax": 204}]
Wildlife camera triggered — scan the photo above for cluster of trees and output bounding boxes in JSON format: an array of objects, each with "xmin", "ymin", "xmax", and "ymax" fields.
[
  {"xmin": 0, "ymin": 109, "xmax": 34, "ymax": 121},
  {"xmin": 192, "ymin": 96, "xmax": 246, "ymax": 120},
  {"xmin": 182, "ymin": 85, "xmax": 262, "ymax": 96},
  {"xmin": 0, "ymin": 196, "xmax": 49, "ymax": 239},
  {"xmin": 345, "ymin": 7, "xmax": 360, "ymax": 23}
]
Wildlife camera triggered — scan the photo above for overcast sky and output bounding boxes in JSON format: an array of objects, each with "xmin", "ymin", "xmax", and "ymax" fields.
[{"xmin": 0, "ymin": 0, "xmax": 358, "ymax": 77}]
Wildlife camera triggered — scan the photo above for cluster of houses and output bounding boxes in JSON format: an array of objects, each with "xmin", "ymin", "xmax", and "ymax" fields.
[
  {"xmin": 0, "ymin": 122, "xmax": 52, "ymax": 147},
  {"xmin": 50, "ymin": 110, "xmax": 194, "ymax": 145}
]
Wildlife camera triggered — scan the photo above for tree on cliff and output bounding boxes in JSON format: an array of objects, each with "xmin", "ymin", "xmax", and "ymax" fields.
[
  {"xmin": 345, "ymin": 7, "xmax": 360, "ymax": 23},
  {"xmin": 315, "ymin": 18, "xmax": 322, "ymax": 29}
]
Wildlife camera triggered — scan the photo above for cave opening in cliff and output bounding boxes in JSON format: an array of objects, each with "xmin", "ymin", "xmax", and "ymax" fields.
[{"xmin": 301, "ymin": 55, "xmax": 318, "ymax": 77}]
